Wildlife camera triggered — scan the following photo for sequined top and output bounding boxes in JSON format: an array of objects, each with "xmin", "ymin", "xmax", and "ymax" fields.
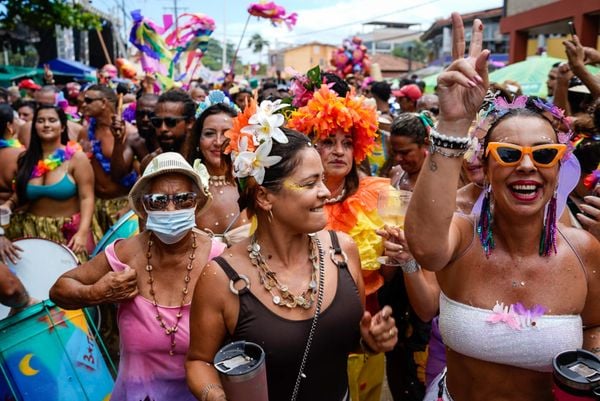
[{"xmin": 439, "ymin": 292, "xmax": 583, "ymax": 372}]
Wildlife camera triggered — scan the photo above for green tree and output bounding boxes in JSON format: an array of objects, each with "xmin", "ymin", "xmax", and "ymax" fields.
[
  {"xmin": 392, "ymin": 40, "xmax": 430, "ymax": 65},
  {"xmin": 0, "ymin": 0, "xmax": 101, "ymax": 32},
  {"xmin": 247, "ymin": 33, "xmax": 270, "ymax": 55},
  {"xmin": 202, "ymin": 38, "xmax": 243, "ymax": 73}
]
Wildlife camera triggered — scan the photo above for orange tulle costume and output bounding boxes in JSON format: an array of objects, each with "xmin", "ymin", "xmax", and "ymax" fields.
[{"xmin": 324, "ymin": 177, "xmax": 390, "ymax": 295}]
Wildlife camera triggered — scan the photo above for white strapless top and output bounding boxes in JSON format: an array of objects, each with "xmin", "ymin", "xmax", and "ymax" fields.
[{"xmin": 439, "ymin": 292, "xmax": 583, "ymax": 372}]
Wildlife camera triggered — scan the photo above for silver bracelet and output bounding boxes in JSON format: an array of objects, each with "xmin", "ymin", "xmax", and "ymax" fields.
[
  {"xmin": 400, "ymin": 258, "xmax": 421, "ymax": 274},
  {"xmin": 429, "ymin": 143, "xmax": 468, "ymax": 158}
]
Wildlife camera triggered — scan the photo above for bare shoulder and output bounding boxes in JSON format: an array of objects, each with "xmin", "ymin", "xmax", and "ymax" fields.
[
  {"xmin": 559, "ymin": 224, "xmax": 600, "ymax": 261},
  {"xmin": 71, "ymin": 150, "xmax": 90, "ymax": 164}
]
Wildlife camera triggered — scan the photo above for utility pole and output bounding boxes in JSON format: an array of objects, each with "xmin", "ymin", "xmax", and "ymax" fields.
[
  {"xmin": 222, "ymin": 0, "xmax": 227, "ymax": 70},
  {"xmin": 164, "ymin": 0, "xmax": 188, "ymax": 75},
  {"xmin": 121, "ymin": 0, "xmax": 127, "ymax": 51}
]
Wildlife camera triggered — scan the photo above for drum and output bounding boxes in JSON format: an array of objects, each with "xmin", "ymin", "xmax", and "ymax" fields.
[
  {"xmin": 91, "ymin": 210, "xmax": 139, "ymax": 257},
  {"xmin": 0, "ymin": 300, "xmax": 114, "ymax": 400},
  {"xmin": 0, "ymin": 238, "xmax": 79, "ymax": 320}
]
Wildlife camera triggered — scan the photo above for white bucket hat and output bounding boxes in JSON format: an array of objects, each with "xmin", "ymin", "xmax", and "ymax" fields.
[{"xmin": 128, "ymin": 152, "xmax": 212, "ymax": 217}]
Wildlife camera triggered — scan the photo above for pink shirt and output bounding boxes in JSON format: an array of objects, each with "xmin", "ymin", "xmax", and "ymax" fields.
[{"xmin": 105, "ymin": 236, "xmax": 225, "ymax": 401}]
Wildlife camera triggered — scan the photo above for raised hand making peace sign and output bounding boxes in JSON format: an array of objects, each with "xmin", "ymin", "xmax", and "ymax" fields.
[{"xmin": 437, "ymin": 13, "xmax": 489, "ymax": 128}]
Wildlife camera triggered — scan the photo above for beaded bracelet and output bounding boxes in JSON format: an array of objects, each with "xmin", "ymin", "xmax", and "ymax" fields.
[
  {"xmin": 429, "ymin": 128, "xmax": 470, "ymax": 150},
  {"xmin": 429, "ymin": 143, "xmax": 468, "ymax": 158},
  {"xmin": 200, "ymin": 383, "xmax": 224, "ymax": 401}
]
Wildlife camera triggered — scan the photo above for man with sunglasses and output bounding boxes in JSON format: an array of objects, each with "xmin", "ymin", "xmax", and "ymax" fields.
[
  {"xmin": 140, "ymin": 89, "xmax": 196, "ymax": 169},
  {"xmin": 135, "ymin": 93, "xmax": 160, "ymax": 153},
  {"xmin": 79, "ymin": 84, "xmax": 142, "ymax": 232}
]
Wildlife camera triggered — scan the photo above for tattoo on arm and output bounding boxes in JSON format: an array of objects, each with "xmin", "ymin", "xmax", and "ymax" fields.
[{"xmin": 429, "ymin": 158, "xmax": 438, "ymax": 171}]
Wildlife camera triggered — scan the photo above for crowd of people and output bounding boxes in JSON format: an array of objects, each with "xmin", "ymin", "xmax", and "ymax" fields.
[{"xmin": 0, "ymin": 10, "xmax": 599, "ymax": 401}]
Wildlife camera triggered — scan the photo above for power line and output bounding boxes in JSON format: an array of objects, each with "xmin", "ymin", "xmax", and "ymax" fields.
[{"xmin": 284, "ymin": 0, "xmax": 443, "ymax": 39}]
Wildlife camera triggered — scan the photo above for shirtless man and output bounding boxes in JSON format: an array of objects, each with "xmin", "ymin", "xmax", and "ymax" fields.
[
  {"xmin": 135, "ymin": 93, "xmax": 159, "ymax": 154},
  {"xmin": 17, "ymin": 86, "xmax": 82, "ymax": 147},
  {"xmin": 79, "ymin": 85, "xmax": 142, "ymax": 232},
  {"xmin": 140, "ymin": 89, "xmax": 196, "ymax": 169}
]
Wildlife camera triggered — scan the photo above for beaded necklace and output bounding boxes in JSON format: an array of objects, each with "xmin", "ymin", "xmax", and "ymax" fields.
[
  {"xmin": 31, "ymin": 141, "xmax": 81, "ymax": 179},
  {"xmin": 248, "ymin": 234, "xmax": 319, "ymax": 309},
  {"xmin": 208, "ymin": 175, "xmax": 231, "ymax": 187},
  {"xmin": 145, "ymin": 232, "xmax": 197, "ymax": 356},
  {"xmin": 87, "ymin": 118, "xmax": 138, "ymax": 188},
  {"xmin": 0, "ymin": 138, "xmax": 23, "ymax": 149}
]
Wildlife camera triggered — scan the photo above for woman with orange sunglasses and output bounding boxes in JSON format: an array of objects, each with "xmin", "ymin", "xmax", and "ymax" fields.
[{"xmin": 405, "ymin": 13, "xmax": 600, "ymax": 401}]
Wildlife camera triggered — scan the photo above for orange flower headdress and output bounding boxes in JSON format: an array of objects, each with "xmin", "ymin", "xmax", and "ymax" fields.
[{"xmin": 287, "ymin": 84, "xmax": 378, "ymax": 162}]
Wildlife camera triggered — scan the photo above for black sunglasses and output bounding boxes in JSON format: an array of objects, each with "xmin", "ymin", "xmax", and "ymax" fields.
[
  {"xmin": 142, "ymin": 192, "xmax": 198, "ymax": 211},
  {"xmin": 150, "ymin": 116, "xmax": 187, "ymax": 128},
  {"xmin": 83, "ymin": 96, "xmax": 103, "ymax": 104},
  {"xmin": 136, "ymin": 110, "xmax": 154, "ymax": 119},
  {"xmin": 428, "ymin": 107, "xmax": 439, "ymax": 115}
]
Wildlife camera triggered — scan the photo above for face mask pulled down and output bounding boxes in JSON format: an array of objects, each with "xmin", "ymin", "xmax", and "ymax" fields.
[{"xmin": 145, "ymin": 207, "xmax": 196, "ymax": 244}]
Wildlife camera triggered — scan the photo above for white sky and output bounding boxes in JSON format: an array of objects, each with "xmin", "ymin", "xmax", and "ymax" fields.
[{"xmin": 96, "ymin": 0, "xmax": 503, "ymax": 63}]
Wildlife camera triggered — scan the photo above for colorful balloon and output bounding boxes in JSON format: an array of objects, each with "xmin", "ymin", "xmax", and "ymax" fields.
[{"xmin": 248, "ymin": 1, "xmax": 298, "ymax": 29}]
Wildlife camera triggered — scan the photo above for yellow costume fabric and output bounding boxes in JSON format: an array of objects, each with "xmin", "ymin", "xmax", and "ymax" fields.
[
  {"xmin": 95, "ymin": 197, "xmax": 130, "ymax": 234},
  {"xmin": 324, "ymin": 176, "xmax": 389, "ymax": 296},
  {"xmin": 9, "ymin": 212, "xmax": 102, "ymax": 262},
  {"xmin": 324, "ymin": 176, "xmax": 390, "ymax": 401}
]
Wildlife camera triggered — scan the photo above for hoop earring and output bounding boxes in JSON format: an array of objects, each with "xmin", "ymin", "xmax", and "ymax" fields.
[
  {"xmin": 539, "ymin": 186, "xmax": 558, "ymax": 256},
  {"xmin": 477, "ymin": 181, "xmax": 494, "ymax": 257}
]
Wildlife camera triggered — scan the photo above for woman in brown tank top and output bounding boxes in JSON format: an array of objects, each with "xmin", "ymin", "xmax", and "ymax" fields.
[{"xmin": 185, "ymin": 102, "xmax": 398, "ymax": 401}]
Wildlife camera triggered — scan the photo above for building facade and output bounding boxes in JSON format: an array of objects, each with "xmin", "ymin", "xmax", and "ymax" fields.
[
  {"xmin": 421, "ymin": 7, "xmax": 508, "ymax": 67},
  {"xmin": 500, "ymin": 0, "xmax": 600, "ymax": 63},
  {"xmin": 269, "ymin": 42, "xmax": 337, "ymax": 78}
]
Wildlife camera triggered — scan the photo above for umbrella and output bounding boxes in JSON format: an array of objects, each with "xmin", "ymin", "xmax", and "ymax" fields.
[{"xmin": 489, "ymin": 56, "xmax": 600, "ymax": 98}]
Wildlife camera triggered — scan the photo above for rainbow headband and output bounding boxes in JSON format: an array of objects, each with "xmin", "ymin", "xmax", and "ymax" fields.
[{"xmin": 287, "ymin": 84, "xmax": 378, "ymax": 162}]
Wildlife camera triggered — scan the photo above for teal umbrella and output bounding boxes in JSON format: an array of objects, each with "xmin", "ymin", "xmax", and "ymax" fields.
[{"xmin": 489, "ymin": 56, "xmax": 600, "ymax": 98}]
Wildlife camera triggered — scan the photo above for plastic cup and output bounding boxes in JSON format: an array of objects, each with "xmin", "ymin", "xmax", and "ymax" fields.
[{"xmin": 0, "ymin": 208, "xmax": 10, "ymax": 226}]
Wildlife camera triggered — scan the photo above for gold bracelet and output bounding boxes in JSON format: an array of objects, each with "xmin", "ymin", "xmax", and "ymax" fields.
[{"xmin": 200, "ymin": 383, "xmax": 224, "ymax": 401}]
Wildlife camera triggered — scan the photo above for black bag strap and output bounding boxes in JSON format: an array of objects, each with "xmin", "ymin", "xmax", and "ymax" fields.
[
  {"xmin": 328, "ymin": 230, "xmax": 348, "ymax": 270},
  {"xmin": 213, "ymin": 256, "xmax": 250, "ymax": 295}
]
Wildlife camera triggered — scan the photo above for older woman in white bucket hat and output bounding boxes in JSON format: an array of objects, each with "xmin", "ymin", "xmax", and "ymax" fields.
[{"xmin": 50, "ymin": 152, "xmax": 226, "ymax": 401}]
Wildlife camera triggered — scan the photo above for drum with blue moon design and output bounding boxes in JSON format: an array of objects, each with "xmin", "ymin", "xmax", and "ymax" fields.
[{"xmin": 0, "ymin": 301, "xmax": 114, "ymax": 400}]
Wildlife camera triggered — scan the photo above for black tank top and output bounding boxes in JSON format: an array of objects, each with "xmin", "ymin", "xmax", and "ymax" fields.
[{"xmin": 214, "ymin": 244, "xmax": 362, "ymax": 401}]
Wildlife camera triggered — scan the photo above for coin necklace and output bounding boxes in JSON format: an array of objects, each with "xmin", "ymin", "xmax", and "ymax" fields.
[{"xmin": 248, "ymin": 234, "xmax": 318, "ymax": 309}]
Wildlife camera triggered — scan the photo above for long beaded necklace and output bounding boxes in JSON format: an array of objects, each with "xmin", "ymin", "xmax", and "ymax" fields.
[
  {"xmin": 248, "ymin": 234, "xmax": 319, "ymax": 309},
  {"xmin": 145, "ymin": 232, "xmax": 197, "ymax": 356}
]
